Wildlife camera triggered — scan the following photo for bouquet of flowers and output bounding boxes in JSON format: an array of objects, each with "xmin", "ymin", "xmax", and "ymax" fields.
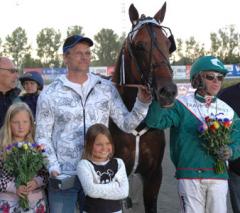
[
  {"xmin": 3, "ymin": 142, "xmax": 46, "ymax": 209},
  {"xmin": 198, "ymin": 113, "xmax": 232, "ymax": 174}
]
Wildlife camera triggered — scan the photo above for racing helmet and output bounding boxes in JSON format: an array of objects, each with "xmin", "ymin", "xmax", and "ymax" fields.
[
  {"xmin": 19, "ymin": 71, "xmax": 44, "ymax": 90},
  {"xmin": 190, "ymin": 56, "xmax": 228, "ymax": 88}
]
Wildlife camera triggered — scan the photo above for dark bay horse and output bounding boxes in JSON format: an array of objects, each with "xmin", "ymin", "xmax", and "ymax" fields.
[{"xmin": 110, "ymin": 2, "xmax": 177, "ymax": 213}]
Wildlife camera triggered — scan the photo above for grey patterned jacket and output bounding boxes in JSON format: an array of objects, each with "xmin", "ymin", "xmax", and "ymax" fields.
[{"xmin": 35, "ymin": 73, "xmax": 150, "ymax": 174}]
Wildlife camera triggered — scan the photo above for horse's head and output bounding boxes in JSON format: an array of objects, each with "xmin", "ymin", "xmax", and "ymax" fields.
[{"xmin": 114, "ymin": 2, "xmax": 177, "ymax": 108}]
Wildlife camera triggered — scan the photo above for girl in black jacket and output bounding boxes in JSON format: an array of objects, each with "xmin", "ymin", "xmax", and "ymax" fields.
[{"xmin": 19, "ymin": 71, "xmax": 44, "ymax": 119}]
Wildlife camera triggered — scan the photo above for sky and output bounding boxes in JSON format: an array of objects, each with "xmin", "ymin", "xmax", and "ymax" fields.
[{"xmin": 0, "ymin": 0, "xmax": 240, "ymax": 48}]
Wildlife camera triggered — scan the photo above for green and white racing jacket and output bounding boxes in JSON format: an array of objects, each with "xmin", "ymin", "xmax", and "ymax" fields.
[
  {"xmin": 35, "ymin": 73, "xmax": 150, "ymax": 174},
  {"xmin": 146, "ymin": 93, "xmax": 240, "ymax": 179}
]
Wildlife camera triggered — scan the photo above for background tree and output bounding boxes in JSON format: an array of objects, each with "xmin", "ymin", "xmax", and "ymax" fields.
[
  {"xmin": 172, "ymin": 37, "xmax": 205, "ymax": 65},
  {"xmin": 92, "ymin": 29, "xmax": 122, "ymax": 66},
  {"xmin": 185, "ymin": 36, "xmax": 205, "ymax": 64},
  {"xmin": 36, "ymin": 27, "xmax": 62, "ymax": 67},
  {"xmin": 118, "ymin": 32, "xmax": 126, "ymax": 45},
  {"xmin": 0, "ymin": 25, "xmax": 239, "ymax": 69},
  {"xmin": 67, "ymin": 26, "xmax": 84, "ymax": 37},
  {"xmin": 172, "ymin": 38, "xmax": 185, "ymax": 65},
  {"xmin": 22, "ymin": 53, "xmax": 42, "ymax": 68},
  {"xmin": 3, "ymin": 27, "xmax": 30, "ymax": 68},
  {"xmin": 209, "ymin": 33, "xmax": 221, "ymax": 56},
  {"xmin": 209, "ymin": 25, "xmax": 240, "ymax": 64},
  {"xmin": 0, "ymin": 38, "xmax": 2, "ymax": 56},
  {"xmin": 173, "ymin": 36, "xmax": 206, "ymax": 65}
]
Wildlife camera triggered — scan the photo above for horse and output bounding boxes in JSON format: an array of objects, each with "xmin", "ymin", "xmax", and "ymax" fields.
[{"xmin": 110, "ymin": 2, "xmax": 177, "ymax": 213}]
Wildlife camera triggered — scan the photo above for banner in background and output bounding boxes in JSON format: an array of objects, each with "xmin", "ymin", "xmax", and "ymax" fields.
[
  {"xmin": 225, "ymin": 64, "xmax": 240, "ymax": 77},
  {"xmin": 177, "ymin": 83, "xmax": 195, "ymax": 97},
  {"xmin": 24, "ymin": 64, "xmax": 240, "ymax": 81},
  {"xmin": 172, "ymin": 66, "xmax": 186, "ymax": 79}
]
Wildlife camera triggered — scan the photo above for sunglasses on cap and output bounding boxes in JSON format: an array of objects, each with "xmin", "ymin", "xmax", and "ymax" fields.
[
  {"xmin": 0, "ymin": 67, "xmax": 19, "ymax": 74},
  {"xmin": 203, "ymin": 73, "xmax": 224, "ymax": 82}
]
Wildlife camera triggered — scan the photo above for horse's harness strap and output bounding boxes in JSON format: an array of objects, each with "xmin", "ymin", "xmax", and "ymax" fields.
[
  {"xmin": 132, "ymin": 127, "xmax": 149, "ymax": 136},
  {"xmin": 113, "ymin": 82, "xmax": 144, "ymax": 89},
  {"xmin": 130, "ymin": 127, "xmax": 149, "ymax": 176}
]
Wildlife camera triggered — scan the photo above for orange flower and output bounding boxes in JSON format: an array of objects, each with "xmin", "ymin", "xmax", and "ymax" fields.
[
  {"xmin": 209, "ymin": 124, "xmax": 216, "ymax": 132},
  {"xmin": 223, "ymin": 121, "xmax": 231, "ymax": 128}
]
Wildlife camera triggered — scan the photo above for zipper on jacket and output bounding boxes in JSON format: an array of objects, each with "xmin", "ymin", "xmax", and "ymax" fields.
[{"xmin": 80, "ymin": 80, "xmax": 101, "ymax": 140}]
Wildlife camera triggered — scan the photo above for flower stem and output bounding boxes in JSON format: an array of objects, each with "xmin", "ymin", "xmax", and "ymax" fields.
[
  {"xmin": 19, "ymin": 195, "xmax": 29, "ymax": 210},
  {"xmin": 214, "ymin": 159, "xmax": 225, "ymax": 174}
]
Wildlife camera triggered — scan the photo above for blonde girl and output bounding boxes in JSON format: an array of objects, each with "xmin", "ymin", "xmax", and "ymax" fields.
[
  {"xmin": 0, "ymin": 102, "xmax": 48, "ymax": 213},
  {"xmin": 0, "ymin": 102, "xmax": 35, "ymax": 152},
  {"xmin": 77, "ymin": 123, "xmax": 129, "ymax": 213}
]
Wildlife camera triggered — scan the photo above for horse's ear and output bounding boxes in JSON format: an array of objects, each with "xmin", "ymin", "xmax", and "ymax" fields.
[
  {"xmin": 129, "ymin": 4, "xmax": 139, "ymax": 25},
  {"xmin": 154, "ymin": 2, "xmax": 166, "ymax": 23}
]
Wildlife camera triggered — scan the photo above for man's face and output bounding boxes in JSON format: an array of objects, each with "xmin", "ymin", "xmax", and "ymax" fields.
[
  {"xmin": 63, "ymin": 42, "xmax": 91, "ymax": 73},
  {"xmin": 0, "ymin": 58, "xmax": 19, "ymax": 93},
  {"xmin": 201, "ymin": 71, "xmax": 224, "ymax": 96}
]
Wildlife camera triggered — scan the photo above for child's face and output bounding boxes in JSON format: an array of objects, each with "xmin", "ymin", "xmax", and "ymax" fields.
[
  {"xmin": 23, "ymin": 80, "xmax": 38, "ymax": 94},
  {"xmin": 10, "ymin": 110, "xmax": 31, "ymax": 141},
  {"xmin": 92, "ymin": 133, "xmax": 113, "ymax": 162}
]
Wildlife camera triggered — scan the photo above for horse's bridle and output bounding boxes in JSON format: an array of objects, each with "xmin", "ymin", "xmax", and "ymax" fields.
[{"xmin": 119, "ymin": 16, "xmax": 176, "ymax": 92}]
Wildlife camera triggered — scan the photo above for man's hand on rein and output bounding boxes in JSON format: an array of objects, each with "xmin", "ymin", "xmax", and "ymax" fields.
[{"xmin": 137, "ymin": 85, "xmax": 152, "ymax": 103}]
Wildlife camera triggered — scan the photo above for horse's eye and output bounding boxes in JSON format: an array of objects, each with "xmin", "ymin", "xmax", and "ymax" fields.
[{"xmin": 135, "ymin": 43, "xmax": 145, "ymax": 51}]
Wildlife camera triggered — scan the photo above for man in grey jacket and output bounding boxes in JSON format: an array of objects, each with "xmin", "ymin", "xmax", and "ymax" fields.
[{"xmin": 35, "ymin": 34, "xmax": 152, "ymax": 213}]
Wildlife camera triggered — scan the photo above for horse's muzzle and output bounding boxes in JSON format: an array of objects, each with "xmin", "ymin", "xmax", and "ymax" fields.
[{"xmin": 155, "ymin": 82, "xmax": 177, "ymax": 108}]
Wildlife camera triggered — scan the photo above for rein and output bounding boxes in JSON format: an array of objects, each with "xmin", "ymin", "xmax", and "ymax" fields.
[{"xmin": 113, "ymin": 82, "xmax": 144, "ymax": 89}]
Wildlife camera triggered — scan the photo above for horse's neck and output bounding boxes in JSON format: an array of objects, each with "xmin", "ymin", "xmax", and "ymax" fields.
[{"xmin": 120, "ymin": 87, "xmax": 138, "ymax": 111}]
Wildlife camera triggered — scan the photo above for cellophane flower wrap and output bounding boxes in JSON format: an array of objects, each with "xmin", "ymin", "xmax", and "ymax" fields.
[
  {"xmin": 198, "ymin": 113, "xmax": 232, "ymax": 174},
  {"xmin": 3, "ymin": 142, "xmax": 46, "ymax": 210}
]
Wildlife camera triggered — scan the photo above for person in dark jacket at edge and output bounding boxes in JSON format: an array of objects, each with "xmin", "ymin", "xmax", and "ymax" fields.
[
  {"xmin": 0, "ymin": 56, "xmax": 20, "ymax": 128},
  {"xmin": 19, "ymin": 71, "xmax": 44, "ymax": 119},
  {"xmin": 218, "ymin": 81, "xmax": 240, "ymax": 213}
]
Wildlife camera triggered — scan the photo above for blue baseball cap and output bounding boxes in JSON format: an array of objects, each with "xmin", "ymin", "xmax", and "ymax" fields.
[{"xmin": 63, "ymin": 35, "xmax": 93, "ymax": 54}]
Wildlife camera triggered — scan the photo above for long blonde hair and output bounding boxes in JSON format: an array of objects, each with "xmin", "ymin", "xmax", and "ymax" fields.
[{"xmin": 0, "ymin": 102, "xmax": 35, "ymax": 152}]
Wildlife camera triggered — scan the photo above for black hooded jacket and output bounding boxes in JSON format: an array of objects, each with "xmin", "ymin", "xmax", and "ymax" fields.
[
  {"xmin": 20, "ymin": 93, "xmax": 39, "ymax": 119},
  {"xmin": 218, "ymin": 83, "xmax": 240, "ymax": 175},
  {"xmin": 0, "ymin": 87, "xmax": 21, "ymax": 127}
]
